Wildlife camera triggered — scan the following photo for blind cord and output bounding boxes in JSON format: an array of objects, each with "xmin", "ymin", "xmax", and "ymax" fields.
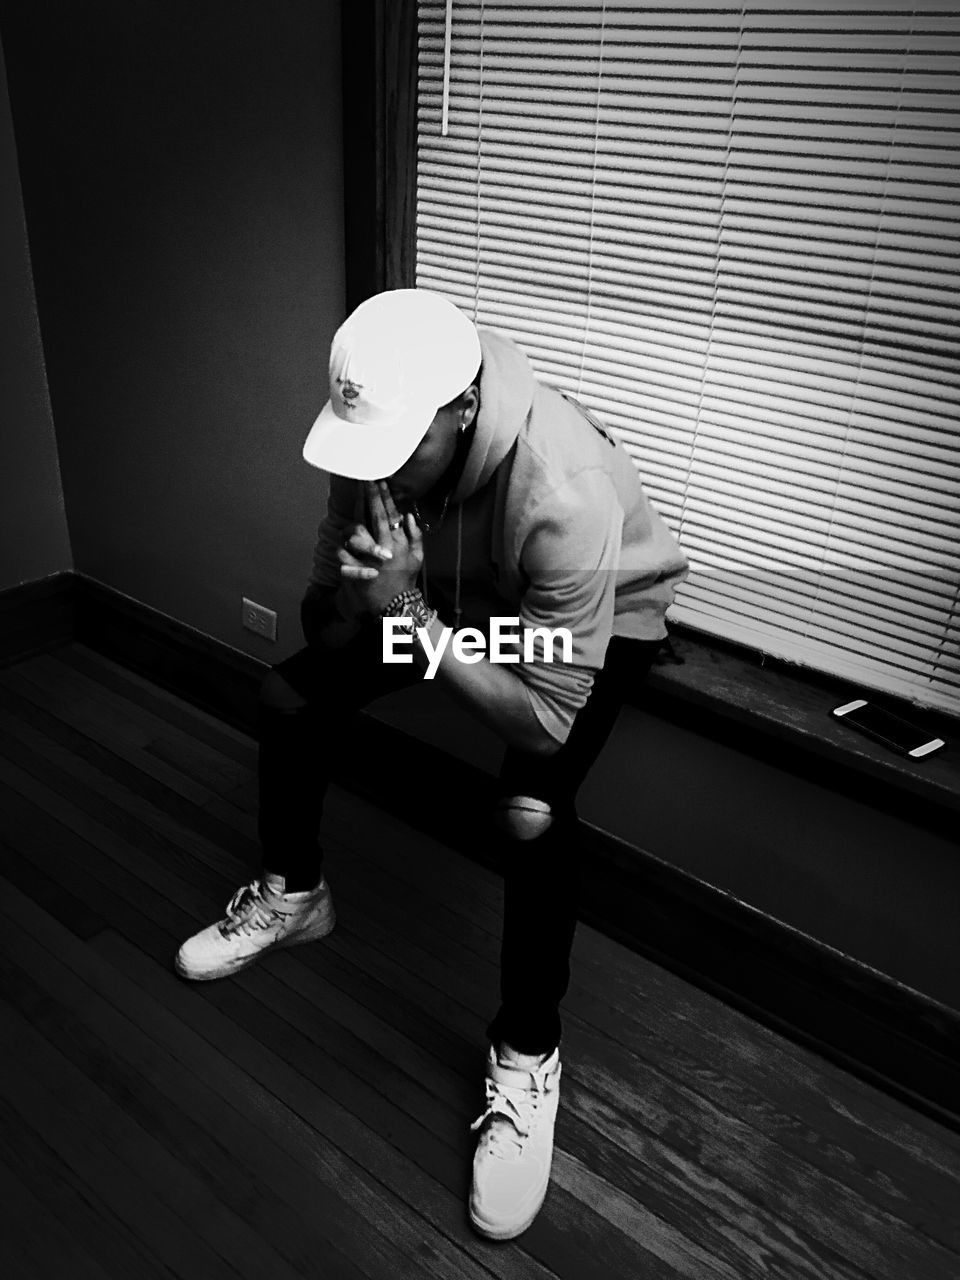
[
  {"xmin": 677, "ymin": 4, "xmax": 744, "ymax": 553},
  {"xmin": 803, "ymin": 9, "xmax": 913, "ymax": 641},
  {"xmin": 576, "ymin": 1, "xmax": 608, "ymax": 400},
  {"xmin": 473, "ymin": 0, "xmax": 485, "ymax": 325},
  {"xmin": 440, "ymin": 0, "xmax": 453, "ymax": 137}
]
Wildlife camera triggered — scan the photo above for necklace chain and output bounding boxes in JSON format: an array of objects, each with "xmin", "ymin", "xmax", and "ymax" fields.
[
  {"xmin": 413, "ymin": 488, "xmax": 453, "ymax": 534},
  {"xmin": 414, "ymin": 420, "xmax": 475, "ymax": 533}
]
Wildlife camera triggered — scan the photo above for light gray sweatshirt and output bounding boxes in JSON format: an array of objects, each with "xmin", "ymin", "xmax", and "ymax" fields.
[{"xmin": 307, "ymin": 327, "xmax": 689, "ymax": 743}]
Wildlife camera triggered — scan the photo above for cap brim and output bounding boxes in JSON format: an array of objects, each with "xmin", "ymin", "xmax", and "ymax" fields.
[{"xmin": 302, "ymin": 400, "xmax": 432, "ymax": 480}]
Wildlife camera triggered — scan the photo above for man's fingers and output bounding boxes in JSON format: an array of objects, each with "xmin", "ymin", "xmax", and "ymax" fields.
[
  {"xmin": 405, "ymin": 510, "xmax": 423, "ymax": 545},
  {"xmin": 340, "ymin": 564, "xmax": 379, "ymax": 580},
  {"xmin": 338, "ymin": 547, "xmax": 379, "ymax": 579},
  {"xmin": 353, "ymin": 483, "xmax": 367, "ymax": 525},
  {"xmin": 346, "ymin": 534, "xmax": 392, "ymax": 561},
  {"xmin": 345, "ymin": 523, "xmax": 392, "ymax": 561},
  {"xmin": 366, "ymin": 481, "xmax": 391, "ymax": 542},
  {"xmin": 378, "ymin": 480, "xmax": 403, "ymax": 527}
]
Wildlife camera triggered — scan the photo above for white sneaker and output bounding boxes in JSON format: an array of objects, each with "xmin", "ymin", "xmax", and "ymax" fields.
[
  {"xmin": 469, "ymin": 1043, "xmax": 562, "ymax": 1240},
  {"xmin": 174, "ymin": 874, "xmax": 335, "ymax": 981}
]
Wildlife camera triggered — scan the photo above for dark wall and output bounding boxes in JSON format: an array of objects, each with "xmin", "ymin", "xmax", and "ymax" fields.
[
  {"xmin": 0, "ymin": 0, "xmax": 344, "ymax": 652},
  {"xmin": 0, "ymin": 32, "xmax": 72, "ymax": 589}
]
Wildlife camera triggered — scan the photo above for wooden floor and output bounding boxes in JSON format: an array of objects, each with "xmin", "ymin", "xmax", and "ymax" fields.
[{"xmin": 1, "ymin": 644, "xmax": 959, "ymax": 1280}]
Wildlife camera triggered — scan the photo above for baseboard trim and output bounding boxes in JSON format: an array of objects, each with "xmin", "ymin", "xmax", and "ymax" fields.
[
  {"xmin": 0, "ymin": 572, "xmax": 77, "ymax": 666},
  {"xmin": 7, "ymin": 570, "xmax": 960, "ymax": 1130},
  {"xmin": 73, "ymin": 574, "xmax": 267, "ymax": 733}
]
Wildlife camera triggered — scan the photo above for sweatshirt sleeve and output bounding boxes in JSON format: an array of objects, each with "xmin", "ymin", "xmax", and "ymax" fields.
[
  {"xmin": 305, "ymin": 474, "xmax": 361, "ymax": 596},
  {"xmin": 515, "ymin": 467, "xmax": 623, "ymax": 745}
]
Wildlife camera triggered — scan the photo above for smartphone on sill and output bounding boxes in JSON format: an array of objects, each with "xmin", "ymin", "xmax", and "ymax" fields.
[{"xmin": 831, "ymin": 698, "xmax": 947, "ymax": 760}]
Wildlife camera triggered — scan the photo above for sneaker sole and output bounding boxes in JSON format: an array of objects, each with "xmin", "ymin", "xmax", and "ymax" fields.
[
  {"xmin": 468, "ymin": 1187, "xmax": 548, "ymax": 1241},
  {"xmin": 174, "ymin": 910, "xmax": 336, "ymax": 982}
]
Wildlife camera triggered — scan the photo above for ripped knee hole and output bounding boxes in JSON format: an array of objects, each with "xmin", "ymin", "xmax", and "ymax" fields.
[{"xmin": 494, "ymin": 795, "xmax": 554, "ymax": 841}]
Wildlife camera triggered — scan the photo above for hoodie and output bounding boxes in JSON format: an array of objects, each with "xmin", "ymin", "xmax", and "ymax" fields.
[{"xmin": 307, "ymin": 328, "xmax": 689, "ymax": 744}]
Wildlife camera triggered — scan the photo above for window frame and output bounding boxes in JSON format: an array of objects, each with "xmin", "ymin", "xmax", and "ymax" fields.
[{"xmin": 341, "ymin": 0, "xmax": 417, "ymax": 309}]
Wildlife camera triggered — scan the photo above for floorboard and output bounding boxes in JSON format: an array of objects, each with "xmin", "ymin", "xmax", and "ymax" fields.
[
  {"xmin": 0, "ymin": 1146, "xmax": 125, "ymax": 1280},
  {"xmin": 1, "ymin": 641, "xmax": 959, "ymax": 1279}
]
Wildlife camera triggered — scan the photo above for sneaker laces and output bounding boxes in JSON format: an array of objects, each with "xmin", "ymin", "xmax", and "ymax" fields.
[
  {"xmin": 218, "ymin": 881, "xmax": 282, "ymax": 939},
  {"xmin": 470, "ymin": 1076, "xmax": 542, "ymax": 1162}
]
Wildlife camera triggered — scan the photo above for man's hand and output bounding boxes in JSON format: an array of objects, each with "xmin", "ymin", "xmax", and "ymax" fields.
[{"xmin": 338, "ymin": 480, "xmax": 424, "ymax": 615}]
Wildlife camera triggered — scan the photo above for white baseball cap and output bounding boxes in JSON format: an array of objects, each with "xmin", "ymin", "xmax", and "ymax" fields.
[{"xmin": 302, "ymin": 289, "xmax": 482, "ymax": 480}]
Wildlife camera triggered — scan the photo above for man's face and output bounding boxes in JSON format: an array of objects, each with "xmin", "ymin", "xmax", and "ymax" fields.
[
  {"xmin": 382, "ymin": 386, "xmax": 478, "ymax": 505},
  {"xmin": 382, "ymin": 406, "xmax": 459, "ymax": 506}
]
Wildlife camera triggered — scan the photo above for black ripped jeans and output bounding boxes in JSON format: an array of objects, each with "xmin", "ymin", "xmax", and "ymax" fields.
[{"xmin": 258, "ymin": 623, "xmax": 662, "ymax": 1055}]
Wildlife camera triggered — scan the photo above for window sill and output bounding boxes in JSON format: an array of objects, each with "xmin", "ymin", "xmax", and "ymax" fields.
[{"xmin": 645, "ymin": 626, "xmax": 960, "ymax": 823}]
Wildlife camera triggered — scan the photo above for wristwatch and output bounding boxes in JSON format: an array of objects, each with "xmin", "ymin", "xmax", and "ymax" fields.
[{"xmin": 380, "ymin": 588, "xmax": 436, "ymax": 632}]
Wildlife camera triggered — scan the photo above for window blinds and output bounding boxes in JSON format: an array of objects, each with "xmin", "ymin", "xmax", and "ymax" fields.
[{"xmin": 415, "ymin": 0, "xmax": 960, "ymax": 715}]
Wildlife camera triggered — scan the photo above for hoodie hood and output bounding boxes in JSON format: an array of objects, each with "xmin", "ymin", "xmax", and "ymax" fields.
[{"xmin": 452, "ymin": 328, "xmax": 536, "ymax": 502}]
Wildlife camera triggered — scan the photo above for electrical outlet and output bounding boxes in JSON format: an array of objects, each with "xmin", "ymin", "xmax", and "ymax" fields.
[{"xmin": 241, "ymin": 597, "xmax": 278, "ymax": 642}]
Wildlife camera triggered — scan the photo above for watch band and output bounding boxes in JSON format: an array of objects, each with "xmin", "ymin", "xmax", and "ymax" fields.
[{"xmin": 381, "ymin": 589, "xmax": 436, "ymax": 630}]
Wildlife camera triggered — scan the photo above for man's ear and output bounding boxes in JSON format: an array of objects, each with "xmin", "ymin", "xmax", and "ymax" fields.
[{"xmin": 459, "ymin": 383, "xmax": 480, "ymax": 428}]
